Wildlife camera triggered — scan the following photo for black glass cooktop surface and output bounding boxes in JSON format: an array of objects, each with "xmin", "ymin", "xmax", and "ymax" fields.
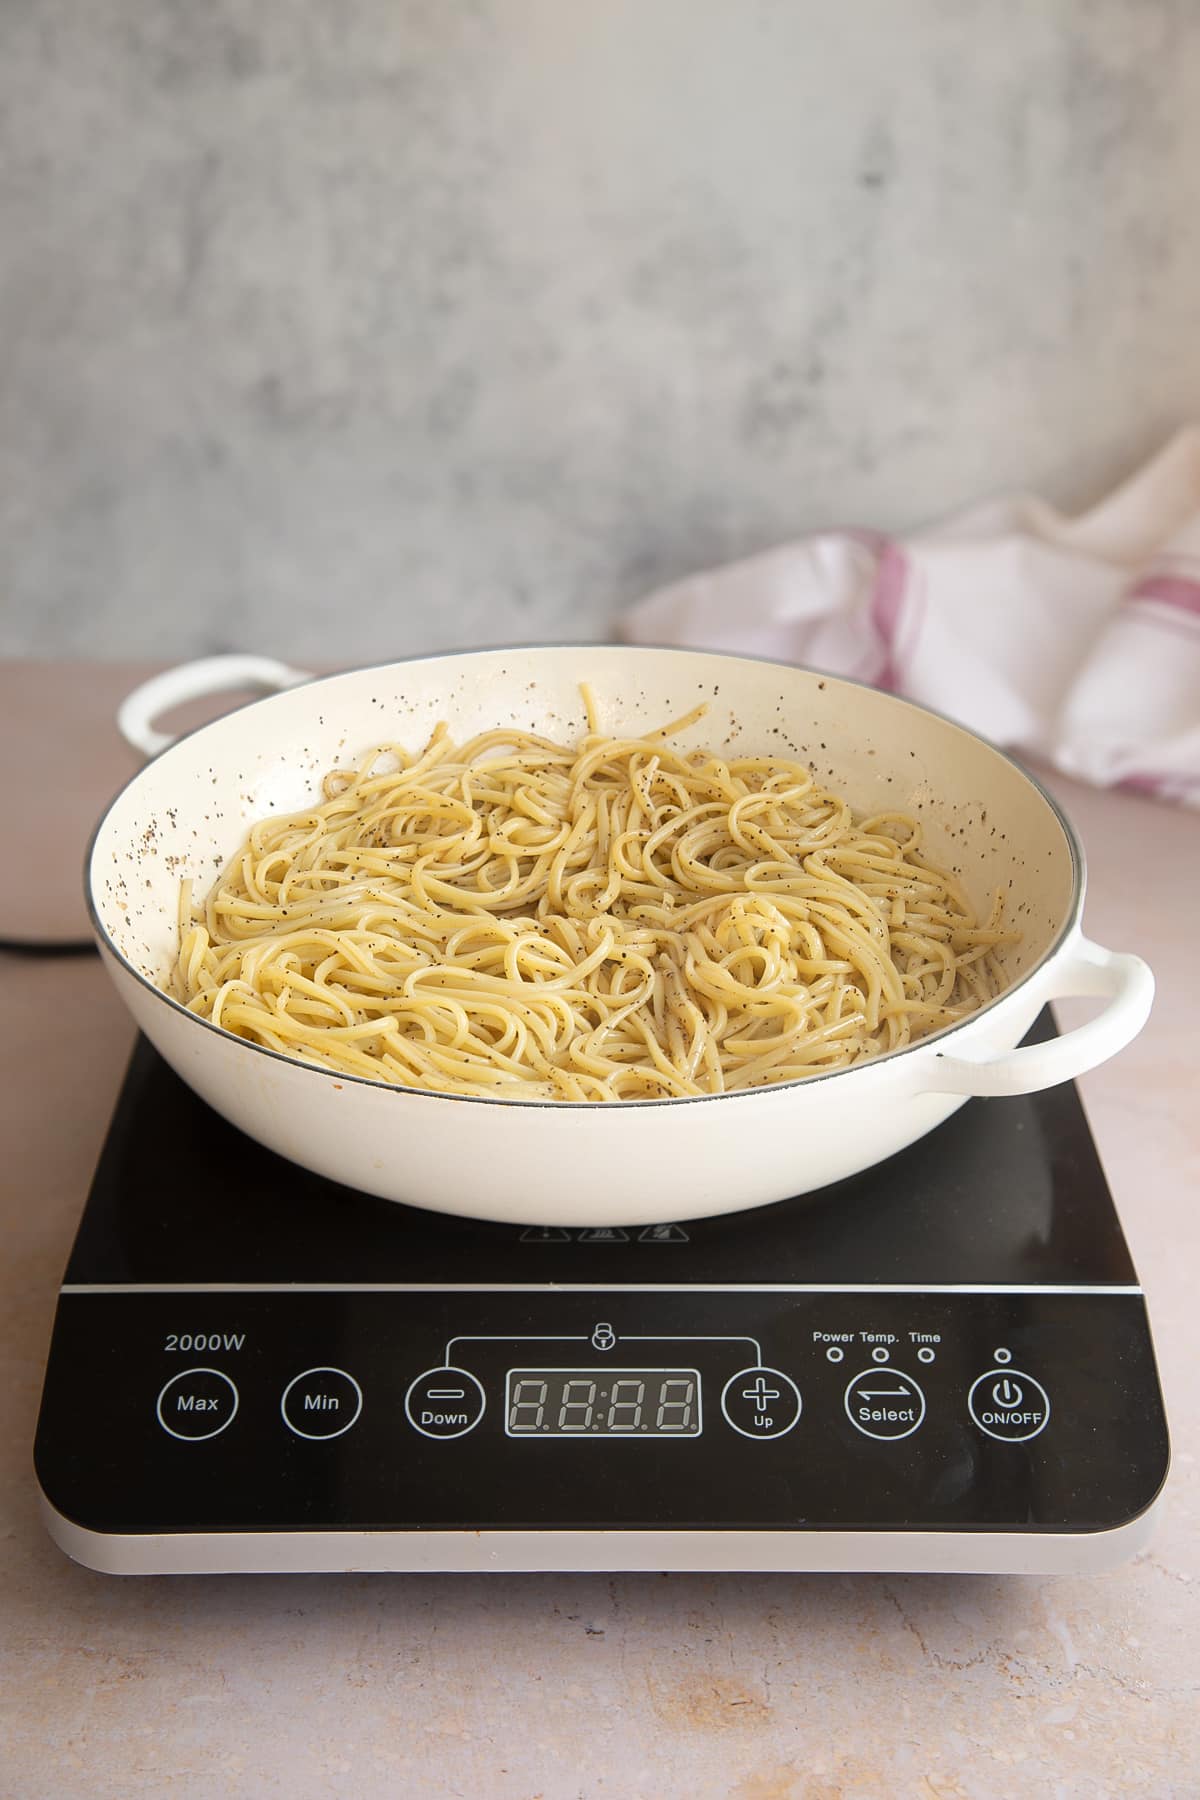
[
  {"xmin": 39, "ymin": 1011, "xmax": 1170, "ymax": 1555},
  {"xmin": 66, "ymin": 1012, "xmax": 1136, "ymax": 1290}
]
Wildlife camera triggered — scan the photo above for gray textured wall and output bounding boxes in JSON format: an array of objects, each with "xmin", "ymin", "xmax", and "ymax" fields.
[{"xmin": 3, "ymin": 0, "xmax": 1200, "ymax": 662}]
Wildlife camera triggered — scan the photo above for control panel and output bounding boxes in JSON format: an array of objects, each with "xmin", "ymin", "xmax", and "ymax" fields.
[{"xmin": 35, "ymin": 1290, "xmax": 1168, "ymax": 1538}]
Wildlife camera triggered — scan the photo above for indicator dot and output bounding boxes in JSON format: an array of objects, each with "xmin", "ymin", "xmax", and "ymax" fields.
[{"xmin": 994, "ymin": 1347, "xmax": 1013, "ymax": 1364}]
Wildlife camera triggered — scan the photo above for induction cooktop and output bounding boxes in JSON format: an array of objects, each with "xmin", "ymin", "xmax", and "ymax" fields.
[{"xmin": 35, "ymin": 1011, "xmax": 1170, "ymax": 1575}]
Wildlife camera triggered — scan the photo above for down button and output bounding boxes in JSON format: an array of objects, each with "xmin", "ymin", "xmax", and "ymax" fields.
[{"xmin": 281, "ymin": 1367, "xmax": 364, "ymax": 1440}]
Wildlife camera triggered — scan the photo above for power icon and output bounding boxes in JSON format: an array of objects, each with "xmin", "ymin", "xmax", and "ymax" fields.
[{"xmin": 968, "ymin": 1368, "xmax": 1050, "ymax": 1442}]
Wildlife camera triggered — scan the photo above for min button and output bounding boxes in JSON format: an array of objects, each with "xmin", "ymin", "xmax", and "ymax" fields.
[
  {"xmin": 281, "ymin": 1367, "xmax": 363, "ymax": 1440},
  {"xmin": 156, "ymin": 1368, "xmax": 239, "ymax": 1441}
]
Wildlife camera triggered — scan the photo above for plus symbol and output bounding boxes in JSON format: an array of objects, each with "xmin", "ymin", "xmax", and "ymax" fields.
[{"xmin": 742, "ymin": 1375, "xmax": 781, "ymax": 1413}]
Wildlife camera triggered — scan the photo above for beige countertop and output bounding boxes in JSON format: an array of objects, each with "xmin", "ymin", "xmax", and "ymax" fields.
[{"xmin": 2, "ymin": 661, "xmax": 1197, "ymax": 1799}]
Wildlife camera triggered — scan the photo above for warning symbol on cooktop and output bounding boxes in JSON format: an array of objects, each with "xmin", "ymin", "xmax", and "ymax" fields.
[
  {"xmin": 637, "ymin": 1224, "xmax": 690, "ymax": 1243},
  {"xmin": 577, "ymin": 1227, "xmax": 631, "ymax": 1243},
  {"xmin": 519, "ymin": 1226, "xmax": 571, "ymax": 1242}
]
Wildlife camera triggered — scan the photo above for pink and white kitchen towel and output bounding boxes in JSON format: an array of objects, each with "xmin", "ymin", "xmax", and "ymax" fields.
[{"xmin": 622, "ymin": 428, "xmax": 1200, "ymax": 807}]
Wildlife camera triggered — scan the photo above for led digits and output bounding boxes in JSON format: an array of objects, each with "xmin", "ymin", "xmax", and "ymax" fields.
[{"xmin": 505, "ymin": 1369, "xmax": 701, "ymax": 1437}]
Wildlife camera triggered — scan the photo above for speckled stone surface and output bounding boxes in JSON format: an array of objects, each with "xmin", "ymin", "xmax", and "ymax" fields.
[
  {"xmin": 0, "ymin": 662, "xmax": 1197, "ymax": 1798},
  {"xmin": 2, "ymin": 3, "xmax": 1200, "ymax": 665}
]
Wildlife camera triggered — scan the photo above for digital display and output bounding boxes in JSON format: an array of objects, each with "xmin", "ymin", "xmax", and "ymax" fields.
[{"xmin": 505, "ymin": 1368, "xmax": 702, "ymax": 1438}]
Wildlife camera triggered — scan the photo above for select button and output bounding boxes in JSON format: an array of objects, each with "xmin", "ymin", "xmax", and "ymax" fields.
[
  {"xmin": 844, "ymin": 1366, "xmax": 926, "ymax": 1440},
  {"xmin": 281, "ymin": 1367, "xmax": 363, "ymax": 1440},
  {"xmin": 156, "ymin": 1368, "xmax": 238, "ymax": 1441}
]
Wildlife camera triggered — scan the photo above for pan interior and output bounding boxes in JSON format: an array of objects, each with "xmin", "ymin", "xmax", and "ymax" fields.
[{"xmin": 91, "ymin": 648, "xmax": 1076, "ymax": 1002}]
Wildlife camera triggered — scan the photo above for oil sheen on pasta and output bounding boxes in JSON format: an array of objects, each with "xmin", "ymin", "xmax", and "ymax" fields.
[{"xmin": 168, "ymin": 694, "xmax": 1017, "ymax": 1100}]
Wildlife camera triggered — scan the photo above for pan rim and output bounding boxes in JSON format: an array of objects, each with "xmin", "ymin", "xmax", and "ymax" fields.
[{"xmin": 85, "ymin": 643, "xmax": 1085, "ymax": 1111}]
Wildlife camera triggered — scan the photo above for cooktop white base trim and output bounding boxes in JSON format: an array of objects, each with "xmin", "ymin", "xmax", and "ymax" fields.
[{"xmin": 40, "ymin": 1490, "xmax": 1163, "ymax": 1578}]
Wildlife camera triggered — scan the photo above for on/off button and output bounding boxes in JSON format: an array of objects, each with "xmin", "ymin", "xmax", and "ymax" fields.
[{"xmin": 968, "ymin": 1368, "xmax": 1050, "ymax": 1442}]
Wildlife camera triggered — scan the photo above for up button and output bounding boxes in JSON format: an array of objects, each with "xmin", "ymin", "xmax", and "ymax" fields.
[{"xmin": 720, "ymin": 1367, "xmax": 803, "ymax": 1439}]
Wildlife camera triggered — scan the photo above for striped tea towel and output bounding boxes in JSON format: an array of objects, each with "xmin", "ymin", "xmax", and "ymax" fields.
[{"xmin": 621, "ymin": 428, "xmax": 1200, "ymax": 806}]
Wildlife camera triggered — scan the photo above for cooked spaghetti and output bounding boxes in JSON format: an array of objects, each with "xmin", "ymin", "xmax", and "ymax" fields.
[{"xmin": 168, "ymin": 693, "xmax": 1016, "ymax": 1099}]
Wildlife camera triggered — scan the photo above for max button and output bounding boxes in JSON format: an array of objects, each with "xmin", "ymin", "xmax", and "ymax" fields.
[
  {"xmin": 156, "ymin": 1368, "xmax": 238, "ymax": 1441},
  {"xmin": 281, "ymin": 1367, "xmax": 363, "ymax": 1440},
  {"xmin": 405, "ymin": 1367, "xmax": 486, "ymax": 1440}
]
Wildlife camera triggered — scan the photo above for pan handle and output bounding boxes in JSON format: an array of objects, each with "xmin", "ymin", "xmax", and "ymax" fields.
[
  {"xmin": 924, "ymin": 935, "xmax": 1154, "ymax": 1097},
  {"xmin": 117, "ymin": 655, "xmax": 313, "ymax": 758}
]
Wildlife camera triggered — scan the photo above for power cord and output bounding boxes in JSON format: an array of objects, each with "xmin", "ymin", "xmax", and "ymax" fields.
[{"xmin": 0, "ymin": 937, "xmax": 98, "ymax": 957}]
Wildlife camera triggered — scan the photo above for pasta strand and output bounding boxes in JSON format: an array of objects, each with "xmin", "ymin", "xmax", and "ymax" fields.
[{"xmin": 168, "ymin": 704, "xmax": 1017, "ymax": 1099}]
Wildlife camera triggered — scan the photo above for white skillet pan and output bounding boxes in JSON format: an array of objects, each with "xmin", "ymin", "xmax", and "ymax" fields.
[{"xmin": 88, "ymin": 647, "xmax": 1152, "ymax": 1226}]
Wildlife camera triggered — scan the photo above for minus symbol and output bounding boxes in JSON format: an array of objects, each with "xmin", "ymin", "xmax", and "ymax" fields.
[{"xmin": 428, "ymin": 1388, "xmax": 466, "ymax": 1400}]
